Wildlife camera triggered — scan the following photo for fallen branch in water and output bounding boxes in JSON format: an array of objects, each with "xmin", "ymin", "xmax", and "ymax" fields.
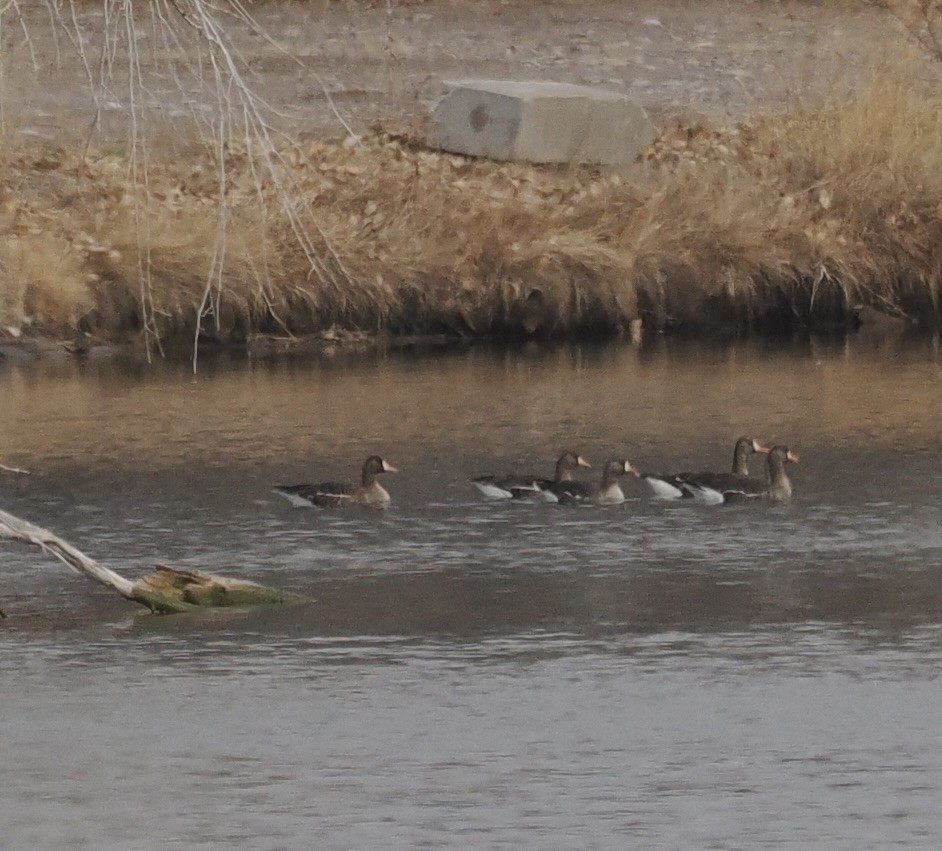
[
  {"xmin": 0, "ymin": 464, "xmax": 29, "ymax": 475},
  {"xmin": 0, "ymin": 507, "xmax": 307, "ymax": 614}
]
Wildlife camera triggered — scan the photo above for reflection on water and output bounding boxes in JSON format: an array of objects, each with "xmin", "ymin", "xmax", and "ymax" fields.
[
  {"xmin": 2, "ymin": 335, "xmax": 942, "ymax": 848},
  {"xmin": 2, "ymin": 333, "xmax": 942, "ymax": 468}
]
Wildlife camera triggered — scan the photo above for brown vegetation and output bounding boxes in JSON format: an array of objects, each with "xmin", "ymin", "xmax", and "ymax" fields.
[
  {"xmin": 2, "ymin": 0, "xmax": 942, "ymax": 350},
  {"xmin": 4, "ymin": 67, "xmax": 942, "ymax": 347}
]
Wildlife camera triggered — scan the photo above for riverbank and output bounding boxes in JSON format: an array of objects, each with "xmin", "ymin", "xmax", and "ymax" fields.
[
  {"xmin": 3, "ymin": 70, "xmax": 941, "ymax": 347},
  {"xmin": 3, "ymin": 1, "xmax": 941, "ymax": 350}
]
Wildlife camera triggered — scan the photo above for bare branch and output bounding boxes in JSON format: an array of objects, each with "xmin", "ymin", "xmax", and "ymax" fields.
[
  {"xmin": 871, "ymin": 0, "xmax": 942, "ymax": 62},
  {"xmin": 0, "ymin": 463, "xmax": 29, "ymax": 475},
  {"xmin": 18, "ymin": 0, "xmax": 360, "ymax": 367},
  {"xmin": 0, "ymin": 507, "xmax": 136, "ymax": 599}
]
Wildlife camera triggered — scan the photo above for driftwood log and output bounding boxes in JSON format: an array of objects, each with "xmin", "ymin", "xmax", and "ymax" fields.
[
  {"xmin": 0, "ymin": 463, "xmax": 29, "ymax": 474},
  {"xmin": 0, "ymin": 507, "xmax": 308, "ymax": 614}
]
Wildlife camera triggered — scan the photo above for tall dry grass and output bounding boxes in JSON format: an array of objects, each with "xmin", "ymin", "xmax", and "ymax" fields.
[
  {"xmin": 2, "ymin": 0, "xmax": 942, "ymax": 348},
  {"xmin": 744, "ymin": 71, "xmax": 942, "ymax": 319}
]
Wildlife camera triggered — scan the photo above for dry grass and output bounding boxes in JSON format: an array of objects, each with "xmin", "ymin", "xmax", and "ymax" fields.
[
  {"xmin": 739, "ymin": 71, "xmax": 942, "ymax": 318},
  {"xmin": 2, "ymin": 67, "xmax": 942, "ymax": 346}
]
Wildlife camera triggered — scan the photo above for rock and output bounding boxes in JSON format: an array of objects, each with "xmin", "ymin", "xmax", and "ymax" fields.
[{"xmin": 427, "ymin": 79, "xmax": 656, "ymax": 165}]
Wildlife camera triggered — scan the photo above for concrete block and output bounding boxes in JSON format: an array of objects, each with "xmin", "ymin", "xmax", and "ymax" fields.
[{"xmin": 427, "ymin": 79, "xmax": 656, "ymax": 165}]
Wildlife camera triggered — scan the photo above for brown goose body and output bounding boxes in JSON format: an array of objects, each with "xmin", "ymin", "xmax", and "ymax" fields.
[
  {"xmin": 680, "ymin": 445, "xmax": 798, "ymax": 504},
  {"xmin": 641, "ymin": 437, "xmax": 769, "ymax": 500},
  {"xmin": 274, "ymin": 455, "xmax": 398, "ymax": 508},
  {"xmin": 471, "ymin": 451, "xmax": 591, "ymax": 500},
  {"xmin": 540, "ymin": 459, "xmax": 638, "ymax": 506}
]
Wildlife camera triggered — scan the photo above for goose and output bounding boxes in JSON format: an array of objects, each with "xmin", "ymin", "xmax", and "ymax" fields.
[
  {"xmin": 680, "ymin": 445, "xmax": 798, "ymax": 505},
  {"xmin": 539, "ymin": 459, "xmax": 639, "ymax": 506},
  {"xmin": 640, "ymin": 436, "xmax": 769, "ymax": 500},
  {"xmin": 471, "ymin": 451, "xmax": 591, "ymax": 500},
  {"xmin": 273, "ymin": 455, "xmax": 398, "ymax": 508}
]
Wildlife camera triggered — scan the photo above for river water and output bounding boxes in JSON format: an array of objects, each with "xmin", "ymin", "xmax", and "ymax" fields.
[{"xmin": 2, "ymin": 334, "xmax": 942, "ymax": 849}]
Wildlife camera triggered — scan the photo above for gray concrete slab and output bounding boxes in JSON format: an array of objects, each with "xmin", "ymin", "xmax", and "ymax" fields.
[{"xmin": 428, "ymin": 79, "xmax": 656, "ymax": 165}]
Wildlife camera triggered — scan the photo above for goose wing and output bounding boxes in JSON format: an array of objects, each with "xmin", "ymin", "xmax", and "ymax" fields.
[{"xmin": 273, "ymin": 480, "xmax": 356, "ymax": 507}]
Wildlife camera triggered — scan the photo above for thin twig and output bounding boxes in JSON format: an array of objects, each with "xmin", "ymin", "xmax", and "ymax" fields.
[{"xmin": 25, "ymin": 0, "xmax": 360, "ymax": 366}]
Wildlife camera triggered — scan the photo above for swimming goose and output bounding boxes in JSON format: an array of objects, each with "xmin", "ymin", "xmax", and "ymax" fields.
[
  {"xmin": 680, "ymin": 445, "xmax": 798, "ymax": 505},
  {"xmin": 471, "ymin": 451, "xmax": 591, "ymax": 500},
  {"xmin": 539, "ymin": 458, "xmax": 639, "ymax": 506},
  {"xmin": 641, "ymin": 436, "xmax": 770, "ymax": 500},
  {"xmin": 273, "ymin": 455, "xmax": 398, "ymax": 508}
]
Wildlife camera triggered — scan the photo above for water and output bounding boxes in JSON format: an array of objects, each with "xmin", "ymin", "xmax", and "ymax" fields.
[{"xmin": 2, "ymin": 335, "xmax": 942, "ymax": 848}]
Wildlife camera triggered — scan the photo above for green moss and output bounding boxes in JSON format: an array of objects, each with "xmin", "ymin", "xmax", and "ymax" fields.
[{"xmin": 131, "ymin": 567, "xmax": 308, "ymax": 614}]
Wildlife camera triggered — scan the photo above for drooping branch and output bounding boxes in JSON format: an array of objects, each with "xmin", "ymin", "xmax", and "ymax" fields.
[
  {"xmin": 0, "ymin": 507, "xmax": 308, "ymax": 614},
  {"xmin": 23, "ymin": 0, "xmax": 361, "ymax": 368}
]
